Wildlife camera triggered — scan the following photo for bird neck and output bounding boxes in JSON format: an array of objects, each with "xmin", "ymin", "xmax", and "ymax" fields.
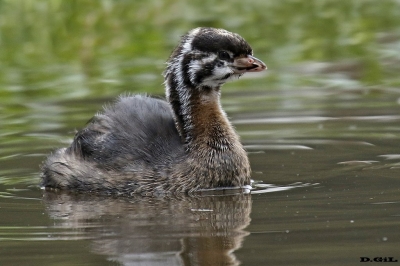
[{"xmin": 165, "ymin": 72, "xmax": 238, "ymax": 151}]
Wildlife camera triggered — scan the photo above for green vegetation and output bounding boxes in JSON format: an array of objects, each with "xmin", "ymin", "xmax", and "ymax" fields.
[
  {"xmin": 0, "ymin": 0, "xmax": 399, "ymax": 102},
  {"xmin": 0, "ymin": 0, "xmax": 399, "ymax": 184}
]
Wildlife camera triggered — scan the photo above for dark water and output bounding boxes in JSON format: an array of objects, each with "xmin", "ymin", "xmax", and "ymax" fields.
[{"xmin": 1, "ymin": 1, "xmax": 400, "ymax": 265}]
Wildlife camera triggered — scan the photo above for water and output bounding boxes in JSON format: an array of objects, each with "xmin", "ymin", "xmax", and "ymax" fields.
[
  {"xmin": 1, "ymin": 1, "xmax": 400, "ymax": 265},
  {"xmin": 1, "ymin": 84, "xmax": 399, "ymax": 266}
]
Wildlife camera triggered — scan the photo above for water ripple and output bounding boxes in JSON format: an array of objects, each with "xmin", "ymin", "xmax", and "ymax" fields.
[
  {"xmin": 234, "ymin": 115, "xmax": 400, "ymax": 125},
  {"xmin": 251, "ymin": 182, "xmax": 319, "ymax": 195},
  {"xmin": 245, "ymin": 144, "xmax": 313, "ymax": 150}
]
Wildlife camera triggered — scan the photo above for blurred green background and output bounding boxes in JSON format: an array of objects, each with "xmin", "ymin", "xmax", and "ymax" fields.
[
  {"xmin": 1, "ymin": 0, "xmax": 400, "ymax": 187},
  {"xmin": 1, "ymin": 0, "xmax": 399, "ymax": 103}
]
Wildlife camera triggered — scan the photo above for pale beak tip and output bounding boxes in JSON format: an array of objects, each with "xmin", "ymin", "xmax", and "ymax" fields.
[
  {"xmin": 232, "ymin": 55, "xmax": 267, "ymax": 73},
  {"xmin": 247, "ymin": 55, "xmax": 267, "ymax": 72}
]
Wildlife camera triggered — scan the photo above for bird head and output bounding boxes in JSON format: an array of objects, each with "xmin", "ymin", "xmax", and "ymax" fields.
[{"xmin": 165, "ymin": 27, "xmax": 266, "ymax": 90}]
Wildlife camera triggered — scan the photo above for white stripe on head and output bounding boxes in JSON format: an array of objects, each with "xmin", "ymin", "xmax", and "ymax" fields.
[
  {"xmin": 187, "ymin": 54, "xmax": 217, "ymax": 85},
  {"xmin": 167, "ymin": 28, "xmax": 202, "ymax": 144}
]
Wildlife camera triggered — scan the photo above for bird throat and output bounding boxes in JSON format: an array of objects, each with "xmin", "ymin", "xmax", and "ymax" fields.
[{"xmin": 165, "ymin": 72, "xmax": 236, "ymax": 152}]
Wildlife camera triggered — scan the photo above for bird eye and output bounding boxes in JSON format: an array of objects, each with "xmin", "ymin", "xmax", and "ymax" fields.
[{"xmin": 218, "ymin": 51, "xmax": 231, "ymax": 61}]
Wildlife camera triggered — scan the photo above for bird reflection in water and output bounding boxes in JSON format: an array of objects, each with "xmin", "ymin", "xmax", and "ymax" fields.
[{"xmin": 43, "ymin": 191, "xmax": 252, "ymax": 266}]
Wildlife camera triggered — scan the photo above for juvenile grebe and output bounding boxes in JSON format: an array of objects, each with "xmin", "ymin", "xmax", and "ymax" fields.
[{"xmin": 41, "ymin": 27, "xmax": 266, "ymax": 196}]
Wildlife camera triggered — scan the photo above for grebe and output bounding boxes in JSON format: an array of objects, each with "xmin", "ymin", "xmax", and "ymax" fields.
[{"xmin": 41, "ymin": 27, "xmax": 266, "ymax": 196}]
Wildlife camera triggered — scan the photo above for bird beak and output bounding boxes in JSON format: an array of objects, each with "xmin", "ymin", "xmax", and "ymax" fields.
[{"xmin": 232, "ymin": 55, "xmax": 267, "ymax": 73}]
